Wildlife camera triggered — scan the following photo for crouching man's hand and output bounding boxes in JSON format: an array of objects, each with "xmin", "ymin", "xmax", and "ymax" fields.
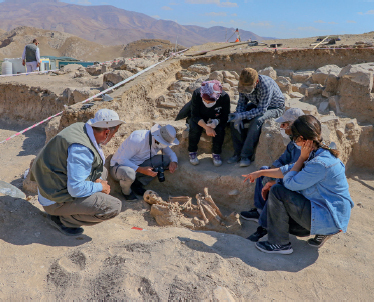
[
  {"xmin": 95, "ymin": 179, "xmax": 111, "ymax": 194},
  {"xmin": 169, "ymin": 161, "xmax": 178, "ymax": 173},
  {"xmin": 136, "ymin": 166, "xmax": 158, "ymax": 177},
  {"xmin": 261, "ymin": 180, "xmax": 276, "ymax": 200}
]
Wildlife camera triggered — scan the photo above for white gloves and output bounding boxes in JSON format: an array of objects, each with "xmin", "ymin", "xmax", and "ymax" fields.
[{"xmin": 206, "ymin": 119, "xmax": 219, "ymax": 129}]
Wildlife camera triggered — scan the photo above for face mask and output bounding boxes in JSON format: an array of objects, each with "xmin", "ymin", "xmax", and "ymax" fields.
[
  {"xmin": 203, "ymin": 100, "xmax": 216, "ymax": 108},
  {"xmin": 280, "ymin": 128, "xmax": 289, "ymax": 139},
  {"xmin": 100, "ymin": 132, "xmax": 111, "ymax": 146},
  {"xmin": 155, "ymin": 141, "xmax": 168, "ymax": 149}
]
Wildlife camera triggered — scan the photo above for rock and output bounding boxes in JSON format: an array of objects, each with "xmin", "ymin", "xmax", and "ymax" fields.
[
  {"xmin": 187, "ymin": 82, "xmax": 201, "ymax": 93},
  {"xmin": 224, "ymin": 78, "xmax": 239, "ymax": 87},
  {"xmin": 228, "ymin": 189, "xmax": 239, "ymax": 196},
  {"xmin": 168, "ymin": 81, "xmax": 189, "ymax": 93},
  {"xmin": 180, "ymin": 77, "xmax": 195, "ymax": 82},
  {"xmin": 291, "ymin": 83, "xmax": 302, "ymax": 92},
  {"xmin": 336, "ymin": 128, "xmax": 345, "ymax": 139},
  {"xmin": 86, "ymin": 64, "xmax": 103, "ymax": 76},
  {"xmin": 187, "ymin": 64, "xmax": 211, "ymax": 75},
  {"xmin": 283, "ymin": 93, "xmax": 290, "ymax": 101},
  {"xmin": 285, "ymin": 99, "xmax": 319, "ymax": 116},
  {"xmin": 291, "ymin": 70, "xmax": 313, "ymax": 83},
  {"xmin": 319, "ymin": 101, "xmax": 329, "ymax": 113},
  {"xmin": 22, "ymin": 158, "xmax": 37, "ymax": 194},
  {"xmin": 276, "ymin": 69, "xmax": 294, "ymax": 77},
  {"xmin": 209, "ymin": 71, "xmax": 223, "ymax": 82},
  {"xmin": 231, "ymin": 71, "xmax": 239, "ymax": 80},
  {"xmin": 322, "ymin": 74, "xmax": 339, "ymax": 97},
  {"xmin": 305, "ymin": 84, "xmax": 323, "ymax": 98},
  {"xmin": 254, "ymin": 119, "xmax": 285, "ymax": 167},
  {"xmin": 312, "ymin": 64, "xmax": 342, "ymax": 85},
  {"xmin": 259, "ymin": 67, "xmax": 277, "ymax": 80},
  {"xmin": 222, "ymin": 83, "xmax": 231, "ymax": 91},
  {"xmin": 298, "ymin": 83, "xmax": 309, "ymax": 95},
  {"xmin": 328, "ymin": 95, "xmax": 341, "ymax": 114},
  {"xmin": 103, "ymin": 70, "xmax": 134, "ymax": 88},
  {"xmin": 276, "ymin": 76, "xmax": 292, "ymax": 94},
  {"xmin": 289, "ymin": 92, "xmax": 304, "ymax": 99},
  {"xmin": 222, "ymin": 71, "xmax": 235, "ymax": 79},
  {"xmin": 337, "ymin": 64, "xmax": 374, "ymax": 123},
  {"xmin": 176, "ymin": 70, "xmax": 198, "ymax": 80}
]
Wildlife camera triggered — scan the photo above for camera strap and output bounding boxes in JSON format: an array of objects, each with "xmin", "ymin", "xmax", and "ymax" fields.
[{"xmin": 149, "ymin": 131, "xmax": 164, "ymax": 168}]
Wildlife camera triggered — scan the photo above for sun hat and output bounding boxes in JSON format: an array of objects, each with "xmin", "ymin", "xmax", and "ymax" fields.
[
  {"xmin": 275, "ymin": 108, "xmax": 305, "ymax": 123},
  {"xmin": 151, "ymin": 124, "xmax": 179, "ymax": 146},
  {"xmin": 87, "ymin": 109, "xmax": 125, "ymax": 128},
  {"xmin": 238, "ymin": 68, "xmax": 258, "ymax": 92}
]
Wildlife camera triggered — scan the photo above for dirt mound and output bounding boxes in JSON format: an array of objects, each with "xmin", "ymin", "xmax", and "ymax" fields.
[
  {"xmin": 123, "ymin": 39, "xmax": 185, "ymax": 58},
  {"xmin": 0, "ymin": 26, "xmax": 125, "ymax": 61}
]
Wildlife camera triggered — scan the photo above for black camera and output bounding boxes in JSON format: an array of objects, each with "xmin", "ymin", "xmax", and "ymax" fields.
[{"xmin": 153, "ymin": 166, "xmax": 165, "ymax": 182}]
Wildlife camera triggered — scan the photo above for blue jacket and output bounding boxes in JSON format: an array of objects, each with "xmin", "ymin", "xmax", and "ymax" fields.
[
  {"xmin": 281, "ymin": 148, "xmax": 354, "ymax": 235},
  {"xmin": 272, "ymin": 141, "xmax": 301, "ymax": 168}
]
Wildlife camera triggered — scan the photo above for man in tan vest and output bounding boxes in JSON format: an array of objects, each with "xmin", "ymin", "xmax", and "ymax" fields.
[{"xmin": 31, "ymin": 109, "xmax": 125, "ymax": 236}]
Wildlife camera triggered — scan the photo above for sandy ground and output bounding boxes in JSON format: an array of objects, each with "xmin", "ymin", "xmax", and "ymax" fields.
[{"xmin": 0, "ymin": 119, "xmax": 374, "ymax": 301}]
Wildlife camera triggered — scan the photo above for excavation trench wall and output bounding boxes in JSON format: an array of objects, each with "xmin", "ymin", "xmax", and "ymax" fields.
[
  {"xmin": 181, "ymin": 48, "xmax": 374, "ymax": 72},
  {"xmin": 17, "ymin": 52, "xmax": 374, "ymax": 213}
]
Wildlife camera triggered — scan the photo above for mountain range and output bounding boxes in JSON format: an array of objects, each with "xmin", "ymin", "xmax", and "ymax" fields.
[{"xmin": 0, "ymin": 0, "xmax": 269, "ymax": 47}]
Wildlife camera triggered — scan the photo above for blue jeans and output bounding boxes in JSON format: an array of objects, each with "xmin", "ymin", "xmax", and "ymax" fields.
[
  {"xmin": 267, "ymin": 184, "xmax": 312, "ymax": 245},
  {"xmin": 230, "ymin": 104, "xmax": 284, "ymax": 159}
]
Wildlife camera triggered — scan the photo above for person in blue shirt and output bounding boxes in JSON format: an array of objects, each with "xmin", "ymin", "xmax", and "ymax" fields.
[
  {"xmin": 227, "ymin": 67, "xmax": 285, "ymax": 167},
  {"xmin": 242, "ymin": 115, "xmax": 354, "ymax": 254},
  {"xmin": 31, "ymin": 109, "xmax": 125, "ymax": 236},
  {"xmin": 240, "ymin": 108, "xmax": 305, "ymax": 242}
]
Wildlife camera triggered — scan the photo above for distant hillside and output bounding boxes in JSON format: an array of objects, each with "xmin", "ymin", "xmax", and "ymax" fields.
[
  {"xmin": 0, "ymin": 26, "xmax": 125, "ymax": 61},
  {"xmin": 0, "ymin": 0, "xmax": 267, "ymax": 47}
]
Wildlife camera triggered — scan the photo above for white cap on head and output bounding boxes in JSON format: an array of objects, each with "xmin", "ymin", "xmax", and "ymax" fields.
[
  {"xmin": 151, "ymin": 124, "xmax": 179, "ymax": 146},
  {"xmin": 87, "ymin": 109, "xmax": 125, "ymax": 128},
  {"xmin": 275, "ymin": 108, "xmax": 305, "ymax": 123}
]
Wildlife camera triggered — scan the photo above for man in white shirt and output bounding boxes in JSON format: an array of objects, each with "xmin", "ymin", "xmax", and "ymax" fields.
[
  {"xmin": 22, "ymin": 39, "xmax": 41, "ymax": 72},
  {"xmin": 110, "ymin": 124, "xmax": 179, "ymax": 201}
]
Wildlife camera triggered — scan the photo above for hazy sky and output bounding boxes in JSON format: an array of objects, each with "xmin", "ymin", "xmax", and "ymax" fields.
[{"xmin": 15, "ymin": 0, "xmax": 374, "ymax": 38}]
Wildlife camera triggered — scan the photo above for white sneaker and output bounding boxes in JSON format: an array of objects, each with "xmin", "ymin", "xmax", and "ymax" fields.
[
  {"xmin": 189, "ymin": 152, "xmax": 199, "ymax": 165},
  {"xmin": 212, "ymin": 154, "xmax": 222, "ymax": 167}
]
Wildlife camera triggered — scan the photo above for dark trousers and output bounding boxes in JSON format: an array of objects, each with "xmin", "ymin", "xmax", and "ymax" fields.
[
  {"xmin": 231, "ymin": 104, "xmax": 284, "ymax": 159},
  {"xmin": 267, "ymin": 184, "xmax": 312, "ymax": 245},
  {"xmin": 188, "ymin": 119, "xmax": 226, "ymax": 154},
  {"xmin": 254, "ymin": 166, "xmax": 271, "ymax": 228}
]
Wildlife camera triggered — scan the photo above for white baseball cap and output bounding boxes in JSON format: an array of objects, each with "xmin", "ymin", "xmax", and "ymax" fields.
[
  {"xmin": 151, "ymin": 124, "xmax": 179, "ymax": 146},
  {"xmin": 87, "ymin": 109, "xmax": 125, "ymax": 128},
  {"xmin": 275, "ymin": 108, "xmax": 305, "ymax": 123}
]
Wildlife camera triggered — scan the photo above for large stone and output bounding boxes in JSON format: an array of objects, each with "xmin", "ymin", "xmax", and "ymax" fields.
[
  {"xmin": 328, "ymin": 95, "xmax": 342, "ymax": 114},
  {"xmin": 285, "ymin": 98, "xmax": 319, "ymax": 116},
  {"xmin": 224, "ymin": 78, "xmax": 239, "ymax": 87},
  {"xmin": 312, "ymin": 65, "xmax": 342, "ymax": 85},
  {"xmin": 254, "ymin": 119, "xmax": 286, "ymax": 168},
  {"xmin": 187, "ymin": 82, "xmax": 201, "ymax": 93},
  {"xmin": 103, "ymin": 70, "xmax": 134, "ymax": 88},
  {"xmin": 276, "ymin": 76, "xmax": 292, "ymax": 94},
  {"xmin": 322, "ymin": 74, "xmax": 339, "ymax": 97},
  {"xmin": 337, "ymin": 64, "xmax": 374, "ymax": 123},
  {"xmin": 86, "ymin": 64, "xmax": 103, "ymax": 76},
  {"xmin": 319, "ymin": 101, "xmax": 329, "ymax": 113},
  {"xmin": 168, "ymin": 81, "xmax": 189, "ymax": 93},
  {"xmin": 291, "ymin": 70, "xmax": 313, "ymax": 83},
  {"xmin": 176, "ymin": 70, "xmax": 198, "ymax": 80},
  {"xmin": 222, "ymin": 71, "xmax": 235, "ymax": 80},
  {"xmin": 187, "ymin": 64, "xmax": 211, "ymax": 75},
  {"xmin": 222, "ymin": 83, "xmax": 231, "ymax": 91},
  {"xmin": 305, "ymin": 84, "xmax": 324, "ymax": 98},
  {"xmin": 259, "ymin": 67, "xmax": 277, "ymax": 80},
  {"xmin": 231, "ymin": 71, "xmax": 240, "ymax": 80},
  {"xmin": 289, "ymin": 91, "xmax": 304, "ymax": 99},
  {"xmin": 209, "ymin": 71, "xmax": 223, "ymax": 82}
]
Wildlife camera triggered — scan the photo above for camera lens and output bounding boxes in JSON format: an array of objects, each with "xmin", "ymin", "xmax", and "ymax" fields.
[{"xmin": 157, "ymin": 167, "xmax": 165, "ymax": 182}]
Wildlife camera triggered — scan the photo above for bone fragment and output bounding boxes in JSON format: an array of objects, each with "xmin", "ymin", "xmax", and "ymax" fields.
[{"xmin": 196, "ymin": 194, "xmax": 209, "ymax": 224}]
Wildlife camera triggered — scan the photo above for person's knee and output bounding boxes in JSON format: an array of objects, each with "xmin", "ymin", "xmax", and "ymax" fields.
[
  {"xmin": 95, "ymin": 194, "xmax": 122, "ymax": 220},
  {"xmin": 116, "ymin": 166, "xmax": 136, "ymax": 182},
  {"xmin": 269, "ymin": 184, "xmax": 286, "ymax": 201}
]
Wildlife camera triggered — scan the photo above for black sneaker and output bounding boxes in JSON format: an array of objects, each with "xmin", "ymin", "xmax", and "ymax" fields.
[
  {"xmin": 247, "ymin": 226, "xmax": 268, "ymax": 242},
  {"xmin": 131, "ymin": 180, "xmax": 146, "ymax": 196},
  {"xmin": 124, "ymin": 191, "xmax": 138, "ymax": 201},
  {"xmin": 240, "ymin": 208, "xmax": 260, "ymax": 222},
  {"xmin": 255, "ymin": 241, "xmax": 293, "ymax": 254},
  {"xmin": 47, "ymin": 214, "xmax": 84, "ymax": 237},
  {"xmin": 307, "ymin": 234, "xmax": 333, "ymax": 248}
]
